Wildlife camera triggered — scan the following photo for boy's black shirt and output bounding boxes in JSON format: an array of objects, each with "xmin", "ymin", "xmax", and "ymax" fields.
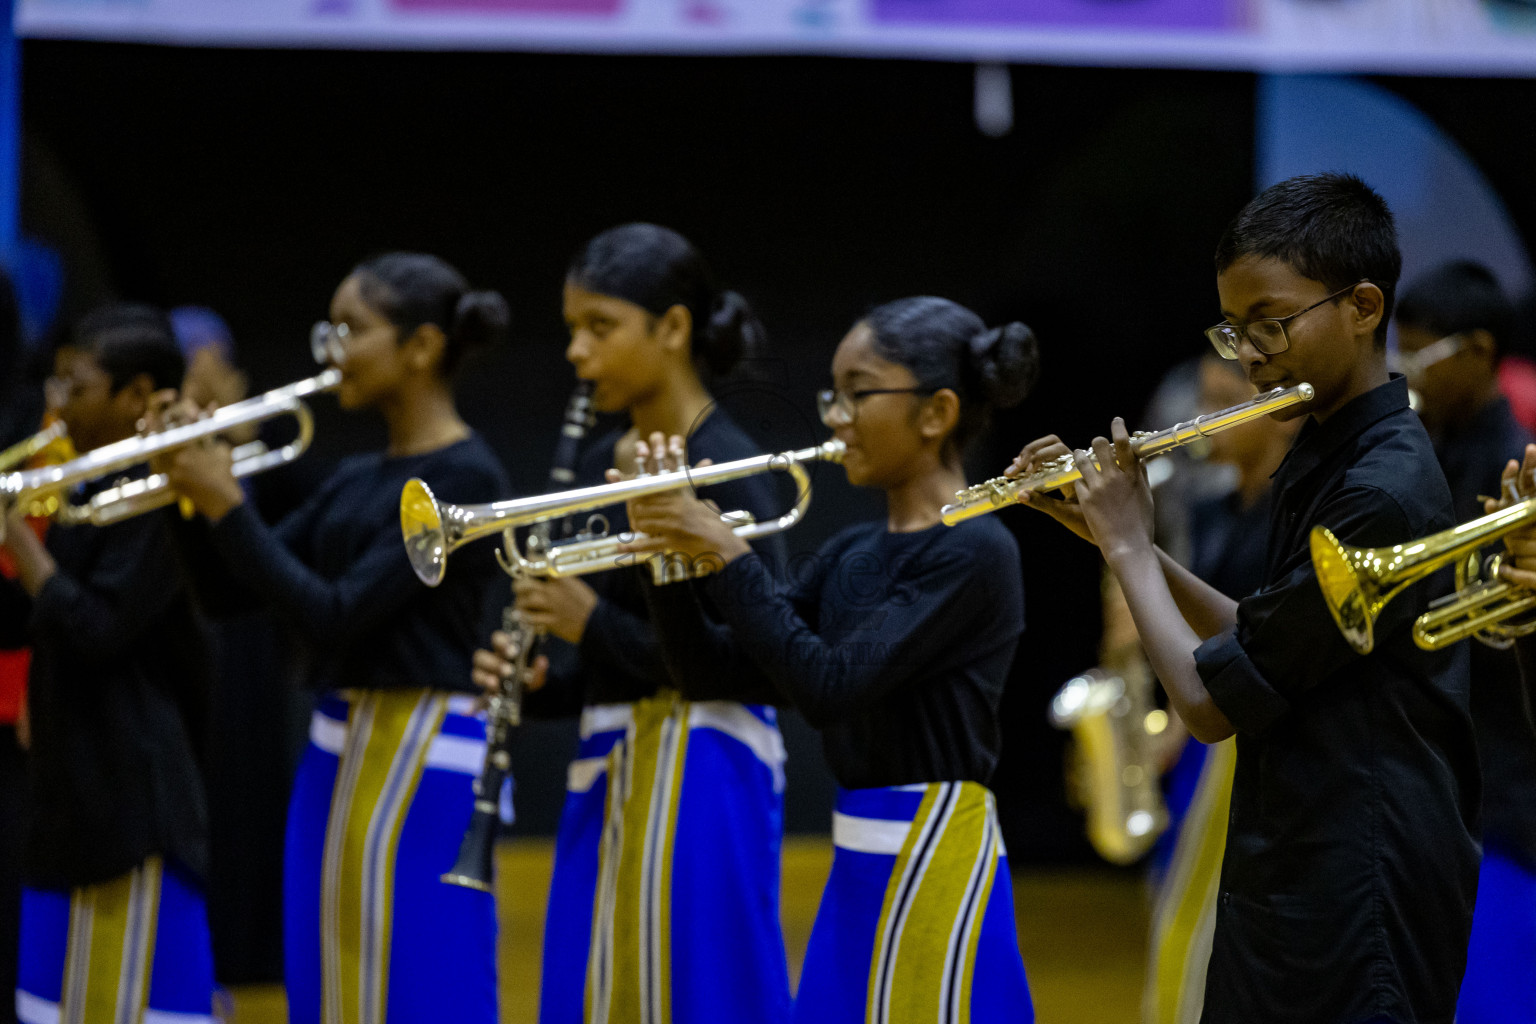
[
  {"xmin": 1193, "ymin": 375, "xmax": 1479, "ymax": 1023},
  {"xmin": 1435, "ymin": 396, "xmax": 1536, "ymax": 870},
  {"xmin": 0, "ymin": 481, "xmax": 212, "ymax": 889}
]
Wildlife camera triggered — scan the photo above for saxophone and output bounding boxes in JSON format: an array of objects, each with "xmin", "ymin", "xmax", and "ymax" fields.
[{"xmin": 1050, "ymin": 620, "xmax": 1172, "ymax": 866}]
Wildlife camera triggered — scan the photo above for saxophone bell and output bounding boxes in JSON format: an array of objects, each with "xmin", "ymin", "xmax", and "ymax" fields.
[{"xmin": 1050, "ymin": 665, "xmax": 1171, "ymax": 865}]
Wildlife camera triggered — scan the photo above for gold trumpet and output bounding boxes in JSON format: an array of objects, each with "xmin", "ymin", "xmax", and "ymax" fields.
[
  {"xmin": 401, "ymin": 440, "xmax": 846, "ymax": 587},
  {"xmin": 0, "ymin": 421, "xmax": 77, "ymax": 520},
  {"xmin": 1312, "ymin": 495, "xmax": 1536, "ymax": 654},
  {"xmin": 941, "ymin": 383, "xmax": 1314, "ymax": 525},
  {"xmin": 0, "ymin": 421, "xmax": 73, "ymax": 473},
  {"xmin": 0, "ymin": 369, "xmax": 340, "ymax": 540}
]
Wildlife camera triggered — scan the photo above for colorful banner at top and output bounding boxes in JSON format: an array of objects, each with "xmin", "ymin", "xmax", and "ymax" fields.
[{"xmin": 15, "ymin": 0, "xmax": 1536, "ymax": 75}]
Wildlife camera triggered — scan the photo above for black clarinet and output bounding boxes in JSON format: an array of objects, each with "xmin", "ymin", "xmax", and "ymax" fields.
[{"xmin": 442, "ymin": 380, "xmax": 595, "ymax": 891}]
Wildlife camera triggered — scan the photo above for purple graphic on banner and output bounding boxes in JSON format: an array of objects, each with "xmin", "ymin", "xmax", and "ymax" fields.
[
  {"xmin": 392, "ymin": 0, "xmax": 622, "ymax": 12},
  {"xmin": 872, "ymin": 0, "xmax": 1243, "ymax": 30}
]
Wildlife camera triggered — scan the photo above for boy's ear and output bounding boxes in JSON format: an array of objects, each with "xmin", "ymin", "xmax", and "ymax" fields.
[
  {"xmin": 1350, "ymin": 282, "xmax": 1386, "ymax": 339},
  {"xmin": 115, "ymin": 372, "xmax": 158, "ymax": 418},
  {"xmin": 1465, "ymin": 328, "xmax": 1498, "ymax": 365}
]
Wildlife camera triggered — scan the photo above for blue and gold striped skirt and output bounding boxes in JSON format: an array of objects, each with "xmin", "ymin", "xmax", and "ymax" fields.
[
  {"xmin": 17, "ymin": 855, "xmax": 215, "ymax": 1024},
  {"xmin": 1143, "ymin": 738, "xmax": 1235, "ymax": 1024},
  {"xmin": 796, "ymin": 781, "xmax": 1032, "ymax": 1024},
  {"xmin": 542, "ymin": 692, "xmax": 793, "ymax": 1024},
  {"xmin": 284, "ymin": 689, "xmax": 498, "ymax": 1024}
]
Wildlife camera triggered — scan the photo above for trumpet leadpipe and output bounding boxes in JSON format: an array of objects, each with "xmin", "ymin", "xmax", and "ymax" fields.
[
  {"xmin": 0, "ymin": 421, "xmax": 71, "ymax": 473},
  {"xmin": 0, "ymin": 368, "xmax": 340, "ymax": 533},
  {"xmin": 940, "ymin": 383, "xmax": 1314, "ymax": 526}
]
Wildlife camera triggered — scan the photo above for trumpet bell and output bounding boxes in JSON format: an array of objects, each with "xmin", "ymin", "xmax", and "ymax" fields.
[
  {"xmin": 1311, "ymin": 526, "xmax": 1379, "ymax": 655},
  {"xmin": 401, "ymin": 478, "xmax": 450, "ymax": 587}
]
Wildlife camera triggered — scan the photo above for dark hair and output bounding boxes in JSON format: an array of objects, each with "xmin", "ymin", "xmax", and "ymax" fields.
[
  {"xmin": 1396, "ymin": 260, "xmax": 1514, "ymax": 356},
  {"xmin": 567, "ymin": 223, "xmax": 766, "ymax": 376},
  {"xmin": 73, "ymin": 302, "xmax": 184, "ymax": 392},
  {"xmin": 863, "ymin": 296, "xmax": 1040, "ymax": 459},
  {"xmin": 352, "ymin": 252, "xmax": 510, "ymax": 377},
  {"xmin": 1214, "ymin": 173, "xmax": 1401, "ymax": 346}
]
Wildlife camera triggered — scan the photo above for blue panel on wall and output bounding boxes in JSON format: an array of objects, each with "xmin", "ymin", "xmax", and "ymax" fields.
[{"xmin": 1257, "ymin": 75, "xmax": 1532, "ymax": 304}]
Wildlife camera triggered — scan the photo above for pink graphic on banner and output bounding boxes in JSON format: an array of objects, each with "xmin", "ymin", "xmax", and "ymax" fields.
[
  {"xmin": 391, "ymin": 0, "xmax": 622, "ymax": 12},
  {"xmin": 872, "ymin": 0, "xmax": 1244, "ymax": 29}
]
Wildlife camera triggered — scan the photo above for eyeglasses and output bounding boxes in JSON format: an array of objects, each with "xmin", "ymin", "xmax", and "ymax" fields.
[
  {"xmin": 310, "ymin": 321, "xmax": 354, "ymax": 366},
  {"xmin": 1393, "ymin": 333, "xmax": 1466, "ymax": 379},
  {"xmin": 1205, "ymin": 280, "xmax": 1367, "ymax": 360},
  {"xmin": 816, "ymin": 387, "xmax": 935, "ymax": 427}
]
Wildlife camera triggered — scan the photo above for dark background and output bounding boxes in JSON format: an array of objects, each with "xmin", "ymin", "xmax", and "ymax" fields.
[{"xmin": 16, "ymin": 43, "xmax": 1536, "ymax": 859}]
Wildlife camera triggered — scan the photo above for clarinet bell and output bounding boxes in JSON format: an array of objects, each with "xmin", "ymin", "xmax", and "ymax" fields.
[{"xmin": 441, "ymin": 801, "xmax": 498, "ymax": 892}]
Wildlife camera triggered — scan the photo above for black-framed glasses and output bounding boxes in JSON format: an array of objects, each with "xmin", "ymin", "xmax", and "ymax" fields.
[
  {"xmin": 1205, "ymin": 280, "xmax": 1368, "ymax": 360},
  {"xmin": 816, "ymin": 387, "xmax": 936, "ymax": 426}
]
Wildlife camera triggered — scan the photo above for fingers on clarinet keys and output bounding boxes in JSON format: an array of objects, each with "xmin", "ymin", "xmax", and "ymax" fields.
[{"xmin": 471, "ymin": 648, "xmax": 512, "ymax": 695}]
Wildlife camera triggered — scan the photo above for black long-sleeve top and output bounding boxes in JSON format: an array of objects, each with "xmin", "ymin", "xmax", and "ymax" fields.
[
  {"xmin": 523, "ymin": 410, "xmax": 787, "ymax": 717},
  {"xmin": 0, "ymin": 477, "xmax": 212, "ymax": 889},
  {"xmin": 177, "ymin": 435, "xmax": 509, "ymax": 694},
  {"xmin": 1189, "ymin": 489, "xmax": 1274, "ymax": 601},
  {"xmin": 1193, "ymin": 376, "xmax": 1479, "ymax": 1023},
  {"xmin": 643, "ymin": 515, "xmax": 1024, "ymax": 789},
  {"xmin": 1434, "ymin": 395, "xmax": 1536, "ymax": 870}
]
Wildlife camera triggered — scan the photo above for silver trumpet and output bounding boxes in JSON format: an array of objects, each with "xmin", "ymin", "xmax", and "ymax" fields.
[
  {"xmin": 0, "ymin": 369, "xmax": 340, "ymax": 540},
  {"xmin": 941, "ymin": 383, "xmax": 1314, "ymax": 526},
  {"xmin": 401, "ymin": 439, "xmax": 846, "ymax": 588}
]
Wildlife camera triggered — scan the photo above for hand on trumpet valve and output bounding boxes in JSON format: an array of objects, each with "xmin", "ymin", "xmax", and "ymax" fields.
[
  {"xmin": 1068, "ymin": 420, "xmax": 1157, "ymax": 565},
  {"xmin": 2, "ymin": 498, "xmax": 56, "ymax": 596},
  {"xmin": 156, "ymin": 435, "xmax": 243, "ymax": 523},
  {"xmin": 1497, "ymin": 443, "xmax": 1536, "ymax": 591},
  {"xmin": 1005, "ymin": 434, "xmax": 1094, "ymax": 543},
  {"xmin": 618, "ymin": 431, "xmax": 747, "ymax": 572},
  {"xmin": 510, "ymin": 575, "xmax": 598, "ymax": 645},
  {"xmin": 470, "ymin": 630, "xmax": 549, "ymax": 701},
  {"xmin": 137, "ymin": 389, "xmax": 189, "ymax": 435}
]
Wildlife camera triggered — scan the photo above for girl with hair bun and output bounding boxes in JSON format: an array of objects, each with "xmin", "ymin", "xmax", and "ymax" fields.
[
  {"xmin": 471, "ymin": 223, "xmax": 793, "ymax": 1024},
  {"xmin": 164, "ymin": 252, "xmax": 512, "ymax": 1024},
  {"xmin": 627, "ymin": 295, "xmax": 1039, "ymax": 1022}
]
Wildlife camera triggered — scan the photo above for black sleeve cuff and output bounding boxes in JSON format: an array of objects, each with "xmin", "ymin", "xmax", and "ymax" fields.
[{"xmin": 1196, "ymin": 628, "xmax": 1291, "ymax": 735}]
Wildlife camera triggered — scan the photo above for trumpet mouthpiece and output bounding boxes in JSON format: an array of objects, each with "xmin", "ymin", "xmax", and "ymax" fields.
[{"xmin": 401, "ymin": 478, "xmax": 448, "ymax": 588}]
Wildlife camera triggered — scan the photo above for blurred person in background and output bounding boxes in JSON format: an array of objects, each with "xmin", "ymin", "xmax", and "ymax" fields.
[
  {"xmin": 167, "ymin": 305, "xmax": 320, "ymax": 1011},
  {"xmin": 4, "ymin": 304, "xmax": 216, "ymax": 1024},
  {"xmin": 0, "ymin": 265, "xmax": 33, "ymax": 1024},
  {"xmin": 1395, "ymin": 260, "xmax": 1536, "ymax": 1024}
]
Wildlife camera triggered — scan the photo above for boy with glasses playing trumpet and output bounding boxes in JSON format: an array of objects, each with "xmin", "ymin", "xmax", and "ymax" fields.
[
  {"xmin": 0, "ymin": 304, "xmax": 217, "ymax": 1024},
  {"xmin": 1013, "ymin": 173, "xmax": 1479, "ymax": 1023}
]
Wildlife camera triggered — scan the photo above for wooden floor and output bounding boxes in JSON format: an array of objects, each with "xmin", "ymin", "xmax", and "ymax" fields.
[{"xmin": 226, "ymin": 837, "xmax": 1148, "ymax": 1023}]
